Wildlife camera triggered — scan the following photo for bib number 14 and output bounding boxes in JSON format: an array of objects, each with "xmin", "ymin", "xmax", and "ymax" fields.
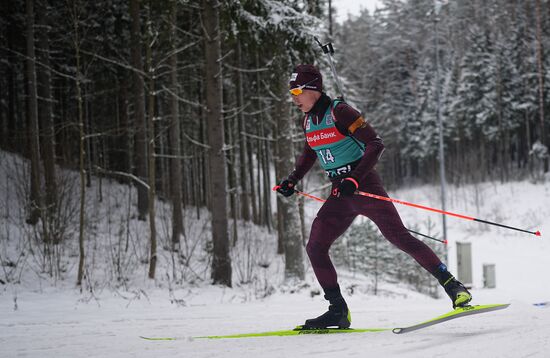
[{"xmin": 318, "ymin": 149, "xmax": 335, "ymax": 164}]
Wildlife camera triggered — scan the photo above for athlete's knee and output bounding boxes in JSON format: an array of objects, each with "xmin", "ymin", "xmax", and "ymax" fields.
[
  {"xmin": 306, "ymin": 240, "xmax": 328, "ymax": 260},
  {"xmin": 306, "ymin": 239, "xmax": 335, "ymax": 270}
]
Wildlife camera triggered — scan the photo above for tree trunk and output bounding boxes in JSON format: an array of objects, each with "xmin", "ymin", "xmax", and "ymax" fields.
[
  {"xmin": 114, "ymin": 9, "xmax": 130, "ymax": 176},
  {"xmin": 169, "ymin": 0, "xmax": 184, "ymax": 250},
  {"xmin": 71, "ymin": 0, "xmax": 86, "ymax": 287},
  {"xmin": 5, "ymin": 0, "xmax": 19, "ymax": 152},
  {"xmin": 255, "ymin": 53, "xmax": 269, "ymax": 228},
  {"xmin": 274, "ymin": 65, "xmax": 305, "ymax": 281},
  {"xmin": 146, "ymin": 3, "xmax": 156, "ymax": 279},
  {"xmin": 248, "ymin": 135, "xmax": 259, "ymax": 223},
  {"xmin": 116, "ymin": 73, "xmax": 130, "ymax": 175},
  {"xmin": 236, "ymin": 40, "xmax": 251, "ymax": 222},
  {"xmin": 256, "ymin": 136, "xmax": 263, "ymax": 225},
  {"xmin": 535, "ymin": 0, "xmax": 548, "ymax": 172},
  {"xmin": 262, "ymin": 118, "xmax": 273, "ymax": 231},
  {"xmin": 202, "ymin": 0, "xmax": 231, "ymax": 287},
  {"xmin": 227, "ymin": 95, "xmax": 239, "ymax": 245},
  {"xmin": 130, "ymin": 0, "xmax": 149, "ymax": 220},
  {"xmin": 328, "ymin": 0, "xmax": 333, "ymax": 38},
  {"xmin": 0, "ymin": 73, "xmax": 4, "ymax": 147},
  {"xmin": 36, "ymin": 0, "xmax": 57, "ymax": 213},
  {"xmin": 224, "ymin": 85, "xmax": 237, "ymax": 243},
  {"xmin": 25, "ymin": 0, "xmax": 42, "ymax": 226}
]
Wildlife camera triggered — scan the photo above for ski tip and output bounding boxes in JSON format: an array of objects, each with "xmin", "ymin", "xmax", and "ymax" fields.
[
  {"xmin": 535, "ymin": 230, "xmax": 541, "ymax": 237},
  {"xmin": 443, "ymin": 239, "xmax": 448, "ymax": 245},
  {"xmin": 392, "ymin": 328, "xmax": 403, "ymax": 334}
]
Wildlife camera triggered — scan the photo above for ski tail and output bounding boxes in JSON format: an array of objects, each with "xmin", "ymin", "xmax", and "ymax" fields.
[{"xmin": 139, "ymin": 336, "xmax": 179, "ymax": 341}]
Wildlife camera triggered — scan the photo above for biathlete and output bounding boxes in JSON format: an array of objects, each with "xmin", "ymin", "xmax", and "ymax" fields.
[{"xmin": 276, "ymin": 64, "xmax": 471, "ymax": 329}]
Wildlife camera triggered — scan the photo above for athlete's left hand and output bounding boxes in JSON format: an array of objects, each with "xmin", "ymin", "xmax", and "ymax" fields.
[{"xmin": 333, "ymin": 176, "xmax": 359, "ymax": 197}]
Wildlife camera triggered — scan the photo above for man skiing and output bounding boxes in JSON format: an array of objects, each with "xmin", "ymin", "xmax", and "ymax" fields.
[{"xmin": 276, "ymin": 64, "xmax": 472, "ymax": 330}]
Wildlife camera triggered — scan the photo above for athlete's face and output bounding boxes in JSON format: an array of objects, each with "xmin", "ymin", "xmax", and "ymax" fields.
[{"xmin": 291, "ymin": 90, "xmax": 321, "ymax": 113}]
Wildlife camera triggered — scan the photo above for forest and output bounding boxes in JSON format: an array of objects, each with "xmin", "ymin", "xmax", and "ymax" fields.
[{"xmin": 0, "ymin": 0, "xmax": 549, "ymax": 292}]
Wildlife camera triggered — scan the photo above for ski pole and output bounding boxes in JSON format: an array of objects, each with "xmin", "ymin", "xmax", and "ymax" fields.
[
  {"xmin": 272, "ymin": 186, "xmax": 446, "ymax": 244},
  {"xmin": 405, "ymin": 228, "xmax": 447, "ymax": 244},
  {"xmin": 314, "ymin": 37, "xmax": 345, "ymax": 100},
  {"xmin": 354, "ymin": 190, "xmax": 542, "ymax": 237}
]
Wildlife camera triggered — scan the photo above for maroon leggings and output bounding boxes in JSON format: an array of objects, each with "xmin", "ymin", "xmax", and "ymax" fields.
[{"xmin": 306, "ymin": 181, "xmax": 443, "ymax": 290}]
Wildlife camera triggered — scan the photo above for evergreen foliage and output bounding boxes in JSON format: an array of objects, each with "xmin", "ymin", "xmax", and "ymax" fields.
[{"xmin": 336, "ymin": 0, "xmax": 550, "ymax": 185}]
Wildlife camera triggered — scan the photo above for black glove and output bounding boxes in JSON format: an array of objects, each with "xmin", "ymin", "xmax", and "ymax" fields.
[
  {"xmin": 276, "ymin": 178, "xmax": 296, "ymax": 197},
  {"xmin": 332, "ymin": 176, "xmax": 359, "ymax": 197}
]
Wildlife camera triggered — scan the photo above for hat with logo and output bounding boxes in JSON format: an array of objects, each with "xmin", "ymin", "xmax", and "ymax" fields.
[{"xmin": 289, "ymin": 64, "xmax": 323, "ymax": 93}]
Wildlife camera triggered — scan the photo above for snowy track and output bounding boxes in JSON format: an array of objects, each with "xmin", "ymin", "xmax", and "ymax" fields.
[{"xmin": 2, "ymin": 289, "xmax": 549, "ymax": 358}]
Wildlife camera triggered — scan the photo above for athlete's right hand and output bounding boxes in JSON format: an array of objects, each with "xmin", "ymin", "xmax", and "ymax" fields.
[{"xmin": 275, "ymin": 178, "xmax": 296, "ymax": 197}]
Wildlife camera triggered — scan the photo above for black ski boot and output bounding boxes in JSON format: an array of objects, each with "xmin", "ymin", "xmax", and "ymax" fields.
[
  {"xmin": 443, "ymin": 277, "xmax": 472, "ymax": 308},
  {"xmin": 302, "ymin": 286, "xmax": 351, "ymax": 329},
  {"xmin": 434, "ymin": 264, "xmax": 472, "ymax": 309}
]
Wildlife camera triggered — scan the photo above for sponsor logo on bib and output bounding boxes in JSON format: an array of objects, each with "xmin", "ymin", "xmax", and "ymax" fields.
[{"xmin": 306, "ymin": 128, "xmax": 345, "ymax": 147}]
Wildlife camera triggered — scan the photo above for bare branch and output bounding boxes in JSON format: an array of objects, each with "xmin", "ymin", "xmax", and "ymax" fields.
[
  {"xmin": 1, "ymin": 46, "xmax": 76, "ymax": 80},
  {"xmin": 223, "ymin": 63, "xmax": 269, "ymax": 73},
  {"xmin": 240, "ymin": 131, "xmax": 275, "ymax": 142},
  {"xmin": 182, "ymin": 131, "xmax": 211, "ymax": 149},
  {"xmin": 93, "ymin": 166, "xmax": 150, "ymax": 190},
  {"xmin": 159, "ymin": 85, "xmax": 207, "ymax": 109},
  {"xmin": 79, "ymin": 49, "xmax": 148, "ymax": 77}
]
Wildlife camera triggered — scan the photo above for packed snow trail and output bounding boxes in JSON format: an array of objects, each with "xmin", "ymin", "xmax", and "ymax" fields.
[{"xmin": 2, "ymin": 288, "xmax": 549, "ymax": 358}]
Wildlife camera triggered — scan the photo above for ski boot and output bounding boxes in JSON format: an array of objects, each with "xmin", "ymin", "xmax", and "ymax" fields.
[
  {"xmin": 434, "ymin": 264, "xmax": 472, "ymax": 309},
  {"xmin": 443, "ymin": 277, "xmax": 472, "ymax": 308},
  {"xmin": 302, "ymin": 286, "xmax": 351, "ymax": 329}
]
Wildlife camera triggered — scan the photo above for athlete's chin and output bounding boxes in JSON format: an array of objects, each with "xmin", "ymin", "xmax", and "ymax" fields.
[{"xmin": 299, "ymin": 104, "xmax": 312, "ymax": 113}]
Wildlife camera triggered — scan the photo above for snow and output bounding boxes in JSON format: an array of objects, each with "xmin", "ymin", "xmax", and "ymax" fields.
[
  {"xmin": 390, "ymin": 181, "xmax": 550, "ymax": 304},
  {"xmin": 2, "ymin": 287, "xmax": 550, "ymax": 357},
  {"xmin": 1, "ymin": 149, "xmax": 550, "ymax": 357}
]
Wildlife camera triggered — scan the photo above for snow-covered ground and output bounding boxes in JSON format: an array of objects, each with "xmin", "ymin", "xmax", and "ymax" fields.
[
  {"xmin": 390, "ymin": 180, "xmax": 550, "ymax": 304},
  {"xmin": 1, "ymin": 149, "xmax": 550, "ymax": 357},
  {"xmin": 2, "ymin": 286, "xmax": 550, "ymax": 358}
]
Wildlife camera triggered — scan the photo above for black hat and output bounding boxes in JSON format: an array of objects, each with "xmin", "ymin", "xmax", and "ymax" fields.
[{"xmin": 289, "ymin": 64, "xmax": 323, "ymax": 92}]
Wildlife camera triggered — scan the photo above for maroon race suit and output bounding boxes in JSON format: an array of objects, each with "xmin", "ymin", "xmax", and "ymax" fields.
[{"xmin": 289, "ymin": 94, "xmax": 443, "ymax": 290}]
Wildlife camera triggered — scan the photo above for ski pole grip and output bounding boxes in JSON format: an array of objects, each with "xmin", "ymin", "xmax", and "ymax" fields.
[{"xmin": 314, "ymin": 36, "xmax": 333, "ymax": 54}]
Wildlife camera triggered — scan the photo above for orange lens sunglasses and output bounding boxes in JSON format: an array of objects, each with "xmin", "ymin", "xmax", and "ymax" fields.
[{"xmin": 289, "ymin": 77, "xmax": 318, "ymax": 96}]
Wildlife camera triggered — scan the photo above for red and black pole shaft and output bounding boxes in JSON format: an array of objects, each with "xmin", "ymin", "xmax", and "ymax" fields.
[
  {"xmin": 272, "ymin": 186, "xmax": 447, "ymax": 244},
  {"xmin": 354, "ymin": 190, "xmax": 541, "ymax": 237}
]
